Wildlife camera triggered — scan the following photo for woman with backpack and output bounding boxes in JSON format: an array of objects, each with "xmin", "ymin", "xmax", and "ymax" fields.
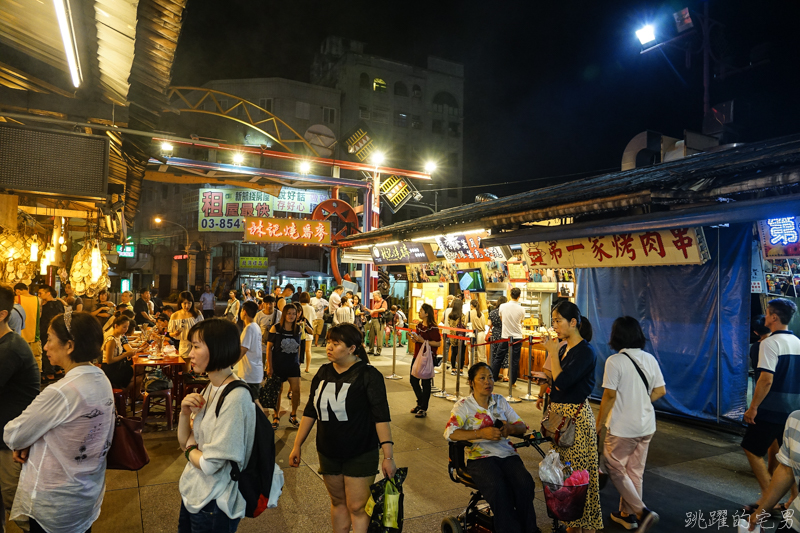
[
  {"xmin": 289, "ymin": 323, "xmax": 395, "ymax": 533},
  {"xmin": 448, "ymin": 298, "xmax": 466, "ymax": 375},
  {"xmin": 177, "ymin": 318, "xmax": 255, "ymax": 532}
]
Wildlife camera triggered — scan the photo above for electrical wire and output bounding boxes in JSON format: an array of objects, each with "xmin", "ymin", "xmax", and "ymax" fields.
[{"xmin": 419, "ymin": 166, "xmax": 619, "ymax": 192}]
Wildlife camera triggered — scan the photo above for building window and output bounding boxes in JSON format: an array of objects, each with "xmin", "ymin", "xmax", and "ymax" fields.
[
  {"xmin": 323, "ymin": 107, "xmax": 336, "ymax": 124},
  {"xmin": 411, "ymin": 115, "xmax": 422, "ymax": 129},
  {"xmin": 295, "ymin": 101, "xmax": 310, "ymax": 120},
  {"xmin": 161, "ymin": 185, "xmax": 168, "ymax": 200},
  {"xmin": 394, "ymin": 81, "xmax": 408, "ymax": 97},
  {"xmin": 432, "ymin": 120, "xmax": 444, "ymax": 134},
  {"xmin": 373, "ymin": 110, "xmax": 389, "ymax": 124},
  {"xmin": 433, "ymin": 92, "xmax": 459, "ymax": 116},
  {"xmin": 218, "ymin": 99, "xmax": 228, "ymax": 112},
  {"xmin": 259, "ymin": 98, "xmax": 273, "ymax": 113},
  {"xmin": 394, "ymin": 112, "xmax": 408, "ymax": 128},
  {"xmin": 359, "ymin": 73, "xmax": 370, "ymax": 89},
  {"xmin": 373, "ymin": 78, "xmax": 387, "ymax": 93},
  {"xmin": 448, "ymin": 122, "xmax": 460, "ymax": 137},
  {"xmin": 359, "ymin": 105, "xmax": 370, "ymax": 119},
  {"xmin": 174, "ymin": 185, "xmax": 180, "ymax": 194},
  {"xmin": 447, "ymin": 182, "xmax": 458, "ymax": 198},
  {"xmin": 447, "ymin": 152, "xmax": 459, "ymax": 167},
  {"xmin": 412, "ymin": 85, "xmax": 422, "ymax": 98}
]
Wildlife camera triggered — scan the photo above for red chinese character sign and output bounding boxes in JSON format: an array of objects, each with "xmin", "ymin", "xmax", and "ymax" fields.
[
  {"xmin": 243, "ymin": 217, "xmax": 331, "ymax": 245},
  {"xmin": 521, "ymin": 228, "xmax": 709, "ymax": 269}
]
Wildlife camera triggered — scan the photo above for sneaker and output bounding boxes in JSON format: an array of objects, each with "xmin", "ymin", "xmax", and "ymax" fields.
[
  {"xmin": 415, "ymin": 410, "xmax": 427, "ymax": 418},
  {"xmin": 636, "ymin": 508, "xmax": 659, "ymax": 533},
  {"xmin": 610, "ymin": 511, "xmax": 638, "ymax": 530},
  {"xmin": 410, "ymin": 406, "xmax": 421, "ymax": 414}
]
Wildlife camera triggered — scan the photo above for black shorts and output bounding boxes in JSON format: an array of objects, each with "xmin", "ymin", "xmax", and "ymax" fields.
[
  {"xmin": 741, "ymin": 419, "xmax": 786, "ymax": 457},
  {"xmin": 318, "ymin": 448, "xmax": 379, "ymax": 478},
  {"xmin": 274, "ymin": 356, "xmax": 300, "ymax": 381}
]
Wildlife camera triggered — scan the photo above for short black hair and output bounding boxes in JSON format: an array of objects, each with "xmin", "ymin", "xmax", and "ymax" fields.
[
  {"xmin": 39, "ymin": 284, "xmax": 56, "ymax": 297},
  {"xmin": 48, "ymin": 312, "xmax": 104, "ymax": 363},
  {"xmin": 241, "ymin": 300, "xmax": 259, "ymax": 318},
  {"xmin": 263, "ymin": 295, "xmax": 276, "ymax": 304},
  {"xmin": 188, "ymin": 318, "xmax": 241, "ymax": 372},
  {"xmin": 768, "ymin": 298, "xmax": 797, "ymax": 325},
  {"xmin": 326, "ymin": 323, "xmax": 368, "ymax": 363},
  {"xmin": 113, "ymin": 315, "xmax": 131, "ymax": 328},
  {"xmin": 284, "ymin": 283, "xmax": 295, "ymax": 293},
  {"xmin": 13, "ymin": 282, "xmax": 27, "ymax": 292},
  {"xmin": 299, "ymin": 292, "xmax": 311, "ymax": 304},
  {"xmin": 139, "ymin": 287, "xmax": 150, "ymax": 294},
  {"xmin": 510, "ymin": 287, "xmax": 521, "ymax": 299},
  {"xmin": 608, "ymin": 316, "xmax": 647, "ymax": 351},
  {"xmin": 0, "ymin": 284, "xmax": 14, "ymax": 323},
  {"xmin": 752, "ymin": 315, "xmax": 771, "ymax": 337}
]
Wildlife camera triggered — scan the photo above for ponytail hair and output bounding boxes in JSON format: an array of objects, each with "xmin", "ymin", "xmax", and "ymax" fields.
[
  {"xmin": 326, "ymin": 323, "xmax": 370, "ymax": 364},
  {"xmin": 552, "ymin": 300, "xmax": 593, "ymax": 342}
]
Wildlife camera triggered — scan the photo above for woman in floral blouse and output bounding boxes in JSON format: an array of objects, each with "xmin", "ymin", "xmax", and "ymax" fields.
[{"xmin": 444, "ymin": 362, "xmax": 540, "ymax": 533}]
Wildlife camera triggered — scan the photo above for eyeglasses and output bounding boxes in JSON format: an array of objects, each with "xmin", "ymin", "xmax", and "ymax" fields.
[{"xmin": 473, "ymin": 375, "xmax": 494, "ymax": 383}]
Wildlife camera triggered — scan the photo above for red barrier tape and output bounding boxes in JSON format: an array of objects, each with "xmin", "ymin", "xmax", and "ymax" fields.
[
  {"xmin": 437, "ymin": 324, "xmax": 476, "ymax": 334},
  {"xmin": 469, "ymin": 338, "xmax": 509, "ymax": 347},
  {"xmin": 396, "ymin": 327, "xmax": 414, "ymax": 332},
  {"xmin": 447, "ymin": 335, "xmax": 472, "ymax": 342}
]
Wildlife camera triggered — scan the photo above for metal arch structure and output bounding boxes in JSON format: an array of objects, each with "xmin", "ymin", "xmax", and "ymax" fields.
[{"xmin": 167, "ymin": 87, "xmax": 320, "ymax": 156}]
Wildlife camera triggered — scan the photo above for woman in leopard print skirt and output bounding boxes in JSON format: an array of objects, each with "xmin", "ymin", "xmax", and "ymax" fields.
[{"xmin": 542, "ymin": 301, "xmax": 603, "ymax": 532}]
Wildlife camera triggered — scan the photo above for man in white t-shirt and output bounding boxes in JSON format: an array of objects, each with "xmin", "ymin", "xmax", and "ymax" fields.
[
  {"xmin": 310, "ymin": 289, "xmax": 328, "ymax": 347},
  {"xmin": 491, "ymin": 287, "xmax": 525, "ymax": 385},
  {"xmin": 199, "ymin": 285, "xmax": 216, "ymax": 320},
  {"xmin": 597, "ymin": 316, "xmax": 666, "ymax": 533},
  {"xmin": 329, "ymin": 286, "xmax": 343, "ymax": 314},
  {"xmin": 237, "ymin": 300, "xmax": 263, "ymax": 399}
]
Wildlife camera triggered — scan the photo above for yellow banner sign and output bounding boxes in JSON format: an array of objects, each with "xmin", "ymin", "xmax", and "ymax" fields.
[
  {"xmin": 243, "ymin": 217, "xmax": 331, "ymax": 245},
  {"xmin": 239, "ymin": 257, "xmax": 268, "ymax": 270},
  {"xmin": 522, "ymin": 228, "xmax": 708, "ymax": 269}
]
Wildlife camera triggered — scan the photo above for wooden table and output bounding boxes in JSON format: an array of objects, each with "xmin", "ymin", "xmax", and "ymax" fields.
[{"xmin": 132, "ymin": 353, "xmax": 186, "ymax": 416}]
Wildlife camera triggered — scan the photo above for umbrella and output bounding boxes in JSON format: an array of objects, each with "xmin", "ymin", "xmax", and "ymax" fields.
[
  {"xmin": 276, "ymin": 270, "xmax": 308, "ymax": 278},
  {"xmin": 303, "ymin": 271, "xmax": 331, "ymax": 278}
]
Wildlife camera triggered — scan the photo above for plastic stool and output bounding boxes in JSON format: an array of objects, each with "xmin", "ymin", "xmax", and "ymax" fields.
[
  {"xmin": 141, "ymin": 389, "xmax": 174, "ymax": 431},
  {"xmin": 112, "ymin": 388, "xmax": 129, "ymax": 417}
]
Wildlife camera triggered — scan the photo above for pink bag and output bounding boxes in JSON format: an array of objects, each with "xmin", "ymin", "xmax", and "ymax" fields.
[{"xmin": 411, "ymin": 341, "xmax": 435, "ymax": 379}]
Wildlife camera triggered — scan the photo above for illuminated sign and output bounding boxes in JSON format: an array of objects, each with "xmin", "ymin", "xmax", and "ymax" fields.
[
  {"xmin": 380, "ymin": 175, "xmax": 416, "ymax": 213},
  {"xmin": 239, "ymin": 257, "xmax": 268, "ymax": 270},
  {"xmin": 757, "ymin": 218, "xmax": 800, "ymax": 259},
  {"xmin": 198, "ymin": 187, "xmax": 329, "ymax": 232},
  {"xmin": 435, "ymin": 233, "xmax": 506, "ymax": 263},
  {"xmin": 173, "ymin": 254, "xmax": 188, "ymax": 260},
  {"xmin": 116, "ymin": 245, "xmax": 135, "ymax": 258},
  {"xmin": 371, "ymin": 242, "xmax": 436, "ymax": 265},
  {"xmin": 243, "ymin": 217, "xmax": 331, "ymax": 245},
  {"xmin": 521, "ymin": 228, "xmax": 709, "ymax": 269}
]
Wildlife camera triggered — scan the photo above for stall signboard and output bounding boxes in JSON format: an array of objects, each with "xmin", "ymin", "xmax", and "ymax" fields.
[
  {"xmin": 435, "ymin": 233, "xmax": 506, "ymax": 263},
  {"xmin": 239, "ymin": 257, "xmax": 268, "ymax": 270},
  {"xmin": 757, "ymin": 218, "xmax": 800, "ymax": 259},
  {"xmin": 380, "ymin": 175, "xmax": 415, "ymax": 213},
  {"xmin": 406, "ymin": 262, "xmax": 459, "ymax": 283},
  {"xmin": 116, "ymin": 245, "xmax": 135, "ymax": 258},
  {"xmin": 243, "ymin": 217, "xmax": 331, "ymax": 245},
  {"xmin": 522, "ymin": 228, "xmax": 709, "ymax": 269},
  {"xmin": 198, "ymin": 187, "xmax": 329, "ymax": 232},
  {"xmin": 371, "ymin": 241, "xmax": 436, "ymax": 265}
]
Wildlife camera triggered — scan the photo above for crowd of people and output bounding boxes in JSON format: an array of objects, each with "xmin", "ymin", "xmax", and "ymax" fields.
[{"xmin": 7, "ymin": 276, "xmax": 799, "ymax": 533}]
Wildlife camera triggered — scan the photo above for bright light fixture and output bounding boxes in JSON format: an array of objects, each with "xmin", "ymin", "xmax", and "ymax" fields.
[
  {"xmin": 375, "ymin": 241, "xmax": 400, "ymax": 247},
  {"xmin": 299, "ymin": 161, "xmax": 311, "ymax": 174},
  {"xmin": 90, "ymin": 242, "xmax": 102, "ymax": 283},
  {"xmin": 636, "ymin": 25, "xmax": 656, "ymax": 45},
  {"xmin": 154, "ymin": 217, "xmax": 163, "ymax": 223},
  {"xmin": 30, "ymin": 239, "xmax": 39, "ymax": 262},
  {"xmin": 371, "ymin": 152, "xmax": 385, "ymax": 166},
  {"xmin": 52, "ymin": 0, "xmax": 82, "ymax": 87},
  {"xmin": 233, "ymin": 153, "xmax": 244, "ymax": 165},
  {"xmin": 161, "ymin": 142, "xmax": 173, "ymax": 152},
  {"xmin": 424, "ymin": 161, "xmax": 437, "ymax": 173}
]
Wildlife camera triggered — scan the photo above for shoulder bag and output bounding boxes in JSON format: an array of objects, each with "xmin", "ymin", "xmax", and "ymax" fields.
[
  {"xmin": 107, "ymin": 412, "xmax": 150, "ymax": 470},
  {"xmin": 541, "ymin": 401, "xmax": 584, "ymax": 448}
]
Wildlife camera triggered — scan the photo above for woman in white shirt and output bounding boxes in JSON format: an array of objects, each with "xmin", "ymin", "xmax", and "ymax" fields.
[
  {"xmin": 224, "ymin": 290, "xmax": 240, "ymax": 323},
  {"xmin": 4, "ymin": 311, "xmax": 113, "ymax": 533},
  {"xmin": 177, "ymin": 318, "xmax": 255, "ymax": 532},
  {"xmin": 169, "ymin": 291, "xmax": 204, "ymax": 362}
]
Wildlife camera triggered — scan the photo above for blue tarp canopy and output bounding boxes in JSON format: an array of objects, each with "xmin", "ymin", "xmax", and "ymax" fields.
[{"xmin": 576, "ymin": 224, "xmax": 751, "ymax": 423}]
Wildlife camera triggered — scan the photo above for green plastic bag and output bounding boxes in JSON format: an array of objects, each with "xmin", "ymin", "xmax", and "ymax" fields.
[
  {"xmin": 383, "ymin": 479, "xmax": 400, "ymax": 528},
  {"xmin": 366, "ymin": 467, "xmax": 407, "ymax": 533}
]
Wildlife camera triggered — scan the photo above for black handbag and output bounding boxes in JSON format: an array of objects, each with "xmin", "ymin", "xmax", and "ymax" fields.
[{"xmin": 259, "ymin": 375, "xmax": 282, "ymax": 409}]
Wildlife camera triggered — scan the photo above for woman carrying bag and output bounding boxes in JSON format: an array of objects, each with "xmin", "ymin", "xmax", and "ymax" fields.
[
  {"xmin": 541, "ymin": 301, "xmax": 603, "ymax": 532},
  {"xmin": 409, "ymin": 303, "xmax": 441, "ymax": 418},
  {"xmin": 447, "ymin": 298, "xmax": 466, "ymax": 375}
]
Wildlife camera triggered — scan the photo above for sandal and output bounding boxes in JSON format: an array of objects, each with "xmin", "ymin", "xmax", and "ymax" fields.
[
  {"xmin": 742, "ymin": 503, "xmax": 759, "ymax": 514},
  {"xmin": 272, "ymin": 416, "xmax": 280, "ymax": 430},
  {"xmin": 289, "ymin": 415, "xmax": 300, "ymax": 428},
  {"xmin": 415, "ymin": 410, "xmax": 427, "ymax": 418},
  {"xmin": 772, "ymin": 502, "xmax": 789, "ymax": 516}
]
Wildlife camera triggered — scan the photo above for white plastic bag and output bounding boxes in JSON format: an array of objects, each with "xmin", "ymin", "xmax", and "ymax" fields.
[{"xmin": 538, "ymin": 449, "xmax": 565, "ymax": 485}]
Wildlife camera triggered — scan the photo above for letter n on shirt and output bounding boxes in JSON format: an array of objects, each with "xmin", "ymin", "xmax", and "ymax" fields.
[{"xmin": 314, "ymin": 382, "xmax": 350, "ymax": 421}]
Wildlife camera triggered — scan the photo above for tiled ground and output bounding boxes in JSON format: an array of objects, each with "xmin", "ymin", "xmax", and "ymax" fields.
[{"xmin": 4, "ymin": 345, "xmax": 775, "ymax": 532}]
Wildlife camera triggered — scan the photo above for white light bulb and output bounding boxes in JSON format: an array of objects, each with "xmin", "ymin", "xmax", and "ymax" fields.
[{"xmin": 30, "ymin": 240, "xmax": 39, "ymax": 262}]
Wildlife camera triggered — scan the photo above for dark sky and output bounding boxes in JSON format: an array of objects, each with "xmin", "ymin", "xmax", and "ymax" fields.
[{"xmin": 172, "ymin": 0, "xmax": 800, "ymax": 198}]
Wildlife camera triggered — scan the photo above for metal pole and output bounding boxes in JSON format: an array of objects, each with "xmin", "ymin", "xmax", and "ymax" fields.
[
  {"xmin": 521, "ymin": 335, "xmax": 536, "ymax": 401},
  {"xmin": 506, "ymin": 338, "xmax": 521, "ymax": 403},
  {"xmin": 471, "ymin": 328, "xmax": 477, "ymax": 367},
  {"xmin": 386, "ymin": 324, "xmax": 401, "ymax": 380},
  {"xmin": 433, "ymin": 332, "xmax": 448, "ymax": 398},
  {"xmin": 450, "ymin": 338, "xmax": 465, "ymax": 401}
]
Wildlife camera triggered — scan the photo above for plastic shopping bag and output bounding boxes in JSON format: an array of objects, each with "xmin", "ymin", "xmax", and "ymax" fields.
[
  {"xmin": 366, "ymin": 467, "xmax": 408, "ymax": 532},
  {"xmin": 411, "ymin": 341, "xmax": 435, "ymax": 380},
  {"xmin": 538, "ymin": 449, "xmax": 565, "ymax": 485}
]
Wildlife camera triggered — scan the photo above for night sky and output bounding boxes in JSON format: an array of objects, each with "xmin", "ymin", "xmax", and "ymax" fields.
[{"xmin": 172, "ymin": 0, "xmax": 800, "ymax": 199}]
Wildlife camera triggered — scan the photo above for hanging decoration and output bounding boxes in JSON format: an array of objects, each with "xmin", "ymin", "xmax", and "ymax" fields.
[
  {"xmin": 0, "ymin": 229, "xmax": 36, "ymax": 285},
  {"xmin": 69, "ymin": 238, "xmax": 110, "ymax": 297}
]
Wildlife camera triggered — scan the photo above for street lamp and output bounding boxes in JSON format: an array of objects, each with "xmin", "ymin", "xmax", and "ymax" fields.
[
  {"xmin": 635, "ymin": 25, "xmax": 656, "ymax": 46},
  {"xmin": 298, "ymin": 161, "xmax": 311, "ymax": 174},
  {"xmin": 154, "ymin": 216, "xmax": 190, "ymax": 290},
  {"xmin": 424, "ymin": 161, "xmax": 437, "ymax": 174},
  {"xmin": 233, "ymin": 153, "xmax": 244, "ymax": 165}
]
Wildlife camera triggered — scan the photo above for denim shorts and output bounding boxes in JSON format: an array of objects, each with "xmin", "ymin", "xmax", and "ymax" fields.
[{"xmin": 318, "ymin": 448, "xmax": 379, "ymax": 478}]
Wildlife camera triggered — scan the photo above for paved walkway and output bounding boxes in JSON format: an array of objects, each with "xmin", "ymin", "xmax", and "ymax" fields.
[{"xmin": 4, "ymin": 346, "xmax": 778, "ymax": 532}]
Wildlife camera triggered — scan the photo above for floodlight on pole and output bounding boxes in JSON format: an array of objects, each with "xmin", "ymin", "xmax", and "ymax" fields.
[
  {"xmin": 299, "ymin": 161, "xmax": 311, "ymax": 174},
  {"xmin": 424, "ymin": 161, "xmax": 437, "ymax": 173},
  {"xmin": 636, "ymin": 25, "xmax": 656, "ymax": 46},
  {"xmin": 161, "ymin": 142, "xmax": 173, "ymax": 152},
  {"xmin": 233, "ymin": 153, "xmax": 244, "ymax": 165},
  {"xmin": 371, "ymin": 152, "xmax": 385, "ymax": 166}
]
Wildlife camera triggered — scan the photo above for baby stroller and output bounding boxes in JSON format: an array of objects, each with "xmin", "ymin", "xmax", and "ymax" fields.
[{"xmin": 443, "ymin": 430, "xmax": 586, "ymax": 533}]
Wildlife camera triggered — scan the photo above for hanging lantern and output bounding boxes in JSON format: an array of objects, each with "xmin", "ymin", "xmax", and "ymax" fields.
[
  {"xmin": 69, "ymin": 239, "xmax": 110, "ymax": 297},
  {"xmin": 30, "ymin": 238, "xmax": 39, "ymax": 262},
  {"xmin": 90, "ymin": 242, "xmax": 102, "ymax": 283}
]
